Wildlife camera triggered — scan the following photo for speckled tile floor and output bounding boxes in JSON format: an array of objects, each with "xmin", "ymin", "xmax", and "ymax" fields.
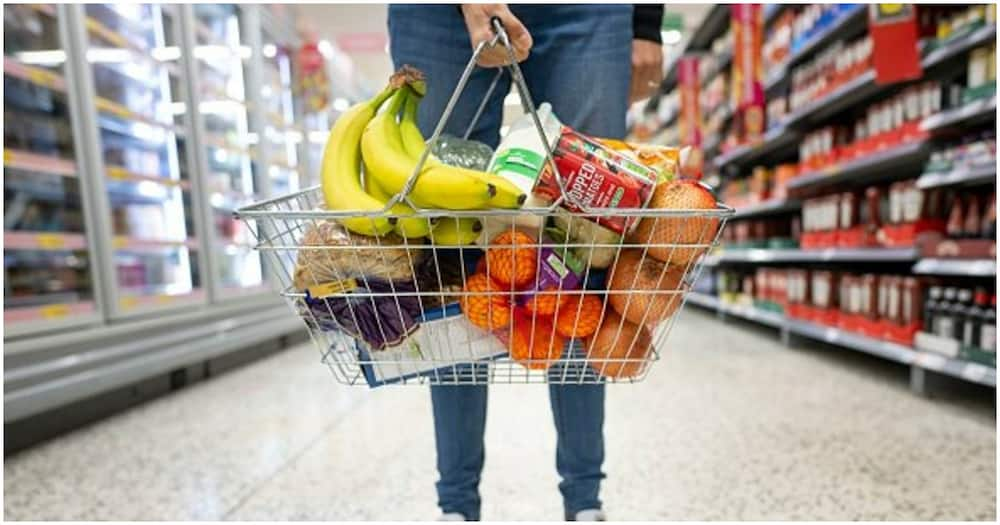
[{"xmin": 4, "ymin": 309, "xmax": 996, "ymax": 521}]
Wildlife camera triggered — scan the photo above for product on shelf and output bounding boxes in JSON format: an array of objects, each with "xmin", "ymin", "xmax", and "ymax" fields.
[
  {"xmin": 787, "ymin": 34, "xmax": 873, "ymax": 116},
  {"xmin": 918, "ymin": 4, "xmax": 996, "ymax": 45},
  {"xmin": 798, "ymin": 85, "xmax": 940, "ymax": 171},
  {"xmin": 916, "ymin": 283, "xmax": 996, "ymax": 366},
  {"xmin": 924, "ymin": 130, "xmax": 997, "ymax": 174},
  {"xmin": 799, "ymin": 181, "xmax": 953, "ymax": 249}
]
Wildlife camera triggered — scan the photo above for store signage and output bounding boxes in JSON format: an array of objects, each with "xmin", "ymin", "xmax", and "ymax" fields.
[
  {"xmin": 297, "ymin": 41, "xmax": 331, "ymax": 112},
  {"xmin": 677, "ymin": 56, "xmax": 704, "ymax": 174},
  {"xmin": 868, "ymin": 4, "xmax": 923, "ymax": 84},
  {"xmin": 335, "ymin": 32, "xmax": 388, "ymax": 54},
  {"xmin": 730, "ymin": 4, "xmax": 765, "ymax": 144}
]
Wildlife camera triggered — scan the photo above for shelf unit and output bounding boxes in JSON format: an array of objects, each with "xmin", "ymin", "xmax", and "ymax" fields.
[
  {"xmin": 686, "ymin": 292, "xmax": 996, "ymax": 390},
  {"xmin": 3, "ymin": 4, "xmax": 326, "ymax": 428},
  {"xmin": 652, "ymin": 4, "xmax": 997, "ymax": 397}
]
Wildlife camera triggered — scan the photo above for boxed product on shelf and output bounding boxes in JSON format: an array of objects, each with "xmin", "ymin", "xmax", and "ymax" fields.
[
  {"xmin": 919, "ymin": 188, "xmax": 996, "ymax": 258},
  {"xmin": 916, "ymin": 285, "xmax": 996, "ymax": 365},
  {"xmin": 754, "ymin": 267, "xmax": 787, "ymax": 312},
  {"xmin": 798, "ymin": 86, "xmax": 942, "ymax": 172},
  {"xmin": 722, "ymin": 216, "xmax": 797, "ymax": 250},
  {"xmin": 788, "ymin": 34, "xmax": 872, "ymax": 114},
  {"xmin": 763, "ymin": 9, "xmax": 794, "ymax": 73},
  {"xmin": 786, "ymin": 269, "xmax": 925, "ymax": 345},
  {"xmin": 965, "ymin": 43, "xmax": 997, "ymax": 102},
  {"xmin": 790, "ymin": 5, "xmax": 861, "ymax": 54},
  {"xmin": 800, "ymin": 181, "xmax": 949, "ymax": 249},
  {"xmin": 919, "ymin": 4, "xmax": 996, "ymax": 46},
  {"xmin": 924, "ymin": 130, "xmax": 996, "ymax": 174}
]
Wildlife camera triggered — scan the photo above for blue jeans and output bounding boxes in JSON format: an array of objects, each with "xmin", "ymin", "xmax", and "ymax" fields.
[{"xmin": 388, "ymin": 5, "xmax": 632, "ymax": 520}]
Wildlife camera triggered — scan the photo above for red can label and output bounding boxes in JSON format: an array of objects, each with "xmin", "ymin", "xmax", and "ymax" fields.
[{"xmin": 533, "ymin": 127, "xmax": 658, "ymax": 234}]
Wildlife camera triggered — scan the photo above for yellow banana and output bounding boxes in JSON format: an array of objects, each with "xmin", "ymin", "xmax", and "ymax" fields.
[
  {"xmin": 430, "ymin": 217, "xmax": 483, "ymax": 246},
  {"xmin": 399, "ymin": 88, "xmax": 526, "ymax": 210},
  {"xmin": 360, "ymin": 88, "xmax": 432, "ymax": 238},
  {"xmin": 320, "ymin": 85, "xmax": 397, "ymax": 236},
  {"xmin": 365, "ymin": 164, "xmax": 434, "ymax": 239},
  {"xmin": 362, "ymin": 89, "xmax": 496, "ymax": 210}
]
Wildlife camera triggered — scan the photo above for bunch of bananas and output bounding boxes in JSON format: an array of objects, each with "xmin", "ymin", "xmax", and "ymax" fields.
[{"xmin": 320, "ymin": 69, "xmax": 526, "ymax": 245}]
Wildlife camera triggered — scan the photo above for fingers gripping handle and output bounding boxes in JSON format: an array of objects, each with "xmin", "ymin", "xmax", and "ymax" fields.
[{"xmin": 386, "ymin": 15, "xmax": 588, "ymax": 213}]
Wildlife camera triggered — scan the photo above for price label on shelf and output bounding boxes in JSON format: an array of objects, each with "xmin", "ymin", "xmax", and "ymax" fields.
[
  {"xmin": 824, "ymin": 327, "xmax": 840, "ymax": 342},
  {"xmin": 112, "ymin": 237, "xmax": 126, "ymax": 249},
  {"xmin": 107, "ymin": 166, "xmax": 128, "ymax": 180},
  {"xmin": 119, "ymin": 296, "xmax": 138, "ymax": 309},
  {"xmin": 40, "ymin": 304, "xmax": 70, "ymax": 319},
  {"xmin": 155, "ymin": 295, "xmax": 173, "ymax": 305},
  {"xmin": 36, "ymin": 233, "xmax": 65, "ymax": 250},
  {"xmin": 917, "ymin": 352, "xmax": 946, "ymax": 371},
  {"xmin": 3, "ymin": 149, "xmax": 13, "ymax": 166},
  {"xmin": 962, "ymin": 363, "xmax": 989, "ymax": 382}
]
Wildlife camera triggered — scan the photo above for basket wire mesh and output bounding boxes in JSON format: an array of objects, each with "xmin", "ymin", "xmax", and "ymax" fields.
[{"xmin": 236, "ymin": 19, "xmax": 733, "ymax": 386}]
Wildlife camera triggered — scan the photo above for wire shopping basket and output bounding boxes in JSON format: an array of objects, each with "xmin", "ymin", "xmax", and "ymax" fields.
[{"xmin": 236, "ymin": 19, "xmax": 734, "ymax": 386}]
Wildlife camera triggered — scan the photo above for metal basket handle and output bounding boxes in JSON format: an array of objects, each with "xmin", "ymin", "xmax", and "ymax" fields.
[{"xmin": 386, "ymin": 16, "xmax": 589, "ymax": 214}]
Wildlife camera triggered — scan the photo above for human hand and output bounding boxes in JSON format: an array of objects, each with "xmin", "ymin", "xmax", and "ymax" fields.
[
  {"xmin": 460, "ymin": 4, "xmax": 532, "ymax": 67},
  {"xmin": 629, "ymin": 39, "xmax": 664, "ymax": 103}
]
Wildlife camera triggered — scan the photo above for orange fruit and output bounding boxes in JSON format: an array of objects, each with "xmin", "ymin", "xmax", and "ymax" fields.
[
  {"xmin": 607, "ymin": 249, "xmax": 686, "ymax": 326},
  {"xmin": 460, "ymin": 272, "xmax": 512, "ymax": 330},
  {"xmin": 509, "ymin": 310, "xmax": 565, "ymax": 370},
  {"xmin": 524, "ymin": 285, "xmax": 569, "ymax": 316},
  {"xmin": 585, "ymin": 310, "xmax": 652, "ymax": 379},
  {"xmin": 554, "ymin": 294, "xmax": 605, "ymax": 338},
  {"xmin": 485, "ymin": 230, "xmax": 538, "ymax": 289},
  {"xmin": 629, "ymin": 180, "xmax": 718, "ymax": 265}
]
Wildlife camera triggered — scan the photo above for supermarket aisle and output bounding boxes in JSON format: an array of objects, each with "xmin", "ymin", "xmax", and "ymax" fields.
[{"xmin": 4, "ymin": 310, "xmax": 995, "ymax": 521}]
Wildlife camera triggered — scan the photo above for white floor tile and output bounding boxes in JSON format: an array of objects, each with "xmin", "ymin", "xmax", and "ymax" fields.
[{"xmin": 4, "ymin": 310, "xmax": 995, "ymax": 520}]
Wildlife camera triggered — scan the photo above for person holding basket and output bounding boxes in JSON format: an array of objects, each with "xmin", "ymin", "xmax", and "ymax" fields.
[{"xmin": 387, "ymin": 4, "xmax": 664, "ymax": 521}]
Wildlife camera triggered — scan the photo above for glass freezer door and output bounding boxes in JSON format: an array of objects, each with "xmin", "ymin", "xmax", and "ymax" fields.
[
  {"xmin": 192, "ymin": 4, "xmax": 265, "ymax": 298},
  {"xmin": 260, "ymin": 27, "xmax": 303, "ymax": 198},
  {"xmin": 4, "ymin": 4, "xmax": 101, "ymax": 335},
  {"xmin": 82, "ymin": 4, "xmax": 205, "ymax": 316}
]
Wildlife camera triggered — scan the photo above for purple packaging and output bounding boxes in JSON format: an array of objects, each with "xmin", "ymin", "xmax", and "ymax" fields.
[{"xmin": 515, "ymin": 245, "xmax": 582, "ymax": 307}]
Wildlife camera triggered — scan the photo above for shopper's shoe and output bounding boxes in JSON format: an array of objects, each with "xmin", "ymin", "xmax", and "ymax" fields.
[
  {"xmin": 439, "ymin": 512, "xmax": 467, "ymax": 521},
  {"xmin": 574, "ymin": 509, "xmax": 606, "ymax": 521}
]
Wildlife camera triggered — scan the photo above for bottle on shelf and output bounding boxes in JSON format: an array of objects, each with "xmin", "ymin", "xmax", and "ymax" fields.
[
  {"xmin": 946, "ymin": 195, "xmax": 964, "ymax": 239},
  {"xmin": 963, "ymin": 288, "xmax": 988, "ymax": 349},
  {"xmin": 982, "ymin": 295, "xmax": 997, "ymax": 352},
  {"xmin": 935, "ymin": 287, "xmax": 957, "ymax": 339},
  {"xmin": 982, "ymin": 193, "xmax": 996, "ymax": 240},
  {"xmin": 949, "ymin": 289, "xmax": 972, "ymax": 342},
  {"xmin": 963, "ymin": 195, "xmax": 981, "ymax": 239},
  {"xmin": 925, "ymin": 286, "xmax": 942, "ymax": 334}
]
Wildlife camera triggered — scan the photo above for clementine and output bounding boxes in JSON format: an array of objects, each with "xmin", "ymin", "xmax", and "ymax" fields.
[
  {"xmin": 509, "ymin": 310, "xmax": 565, "ymax": 370},
  {"xmin": 554, "ymin": 294, "xmax": 605, "ymax": 338},
  {"xmin": 485, "ymin": 230, "xmax": 538, "ymax": 289},
  {"xmin": 459, "ymin": 272, "xmax": 511, "ymax": 330}
]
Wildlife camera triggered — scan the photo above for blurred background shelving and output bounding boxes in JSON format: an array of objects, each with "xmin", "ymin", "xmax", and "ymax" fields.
[
  {"xmin": 631, "ymin": 4, "xmax": 997, "ymax": 396},
  {"xmin": 3, "ymin": 3, "xmax": 374, "ymax": 439}
]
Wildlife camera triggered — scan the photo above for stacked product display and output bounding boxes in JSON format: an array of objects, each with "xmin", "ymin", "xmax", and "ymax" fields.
[{"xmin": 637, "ymin": 3, "xmax": 997, "ymax": 394}]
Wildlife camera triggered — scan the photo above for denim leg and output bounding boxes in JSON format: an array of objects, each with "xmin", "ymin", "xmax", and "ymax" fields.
[
  {"xmin": 512, "ymin": 4, "xmax": 633, "ymax": 138},
  {"xmin": 430, "ymin": 383, "xmax": 488, "ymax": 521},
  {"xmin": 548, "ymin": 342, "xmax": 607, "ymax": 519},
  {"xmin": 387, "ymin": 5, "xmax": 509, "ymax": 148}
]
